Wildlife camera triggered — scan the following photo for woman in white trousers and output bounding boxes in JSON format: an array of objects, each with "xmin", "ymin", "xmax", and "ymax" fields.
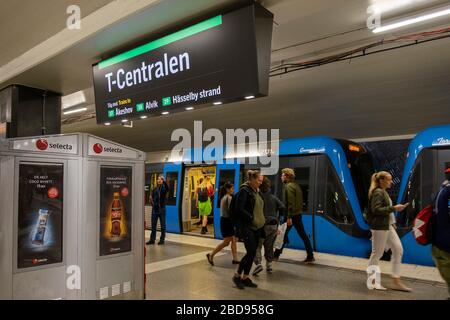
[{"xmin": 366, "ymin": 171, "xmax": 412, "ymax": 292}]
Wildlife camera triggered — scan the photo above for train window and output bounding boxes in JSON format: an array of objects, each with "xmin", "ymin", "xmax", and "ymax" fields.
[
  {"xmin": 324, "ymin": 164, "xmax": 354, "ymax": 224},
  {"xmin": 166, "ymin": 172, "xmax": 179, "ymax": 206},
  {"xmin": 399, "ymin": 163, "xmax": 422, "ymax": 228},
  {"xmin": 292, "ymin": 167, "xmax": 310, "ymax": 212},
  {"xmin": 216, "ymin": 169, "xmax": 235, "ymax": 208}
]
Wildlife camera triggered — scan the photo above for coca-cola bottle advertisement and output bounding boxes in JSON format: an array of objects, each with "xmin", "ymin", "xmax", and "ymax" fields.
[
  {"xmin": 99, "ymin": 166, "xmax": 132, "ymax": 256},
  {"xmin": 17, "ymin": 163, "xmax": 64, "ymax": 268}
]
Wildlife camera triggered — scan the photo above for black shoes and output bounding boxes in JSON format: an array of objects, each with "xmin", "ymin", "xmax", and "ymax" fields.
[
  {"xmin": 303, "ymin": 256, "xmax": 315, "ymax": 264},
  {"xmin": 201, "ymin": 226, "xmax": 208, "ymax": 234},
  {"xmin": 158, "ymin": 240, "xmax": 165, "ymax": 245},
  {"xmin": 206, "ymin": 253, "xmax": 214, "ymax": 266},
  {"xmin": 146, "ymin": 240, "xmax": 155, "ymax": 245},
  {"xmin": 232, "ymin": 276, "xmax": 245, "ymax": 289},
  {"xmin": 241, "ymin": 278, "xmax": 258, "ymax": 288}
]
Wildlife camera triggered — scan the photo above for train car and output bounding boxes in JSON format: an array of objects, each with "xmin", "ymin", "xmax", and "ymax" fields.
[
  {"xmin": 158, "ymin": 136, "xmax": 376, "ymax": 259},
  {"xmin": 397, "ymin": 124, "xmax": 450, "ymax": 266}
]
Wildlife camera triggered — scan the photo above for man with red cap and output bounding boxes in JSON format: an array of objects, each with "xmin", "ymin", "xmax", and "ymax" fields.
[{"xmin": 432, "ymin": 167, "xmax": 450, "ymax": 298}]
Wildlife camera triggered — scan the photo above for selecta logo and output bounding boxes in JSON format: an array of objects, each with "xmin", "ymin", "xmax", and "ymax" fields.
[
  {"xmin": 92, "ymin": 142, "xmax": 123, "ymax": 154},
  {"xmin": 35, "ymin": 139, "xmax": 73, "ymax": 151},
  {"xmin": 93, "ymin": 143, "xmax": 103, "ymax": 154},
  {"xmin": 36, "ymin": 139, "xmax": 48, "ymax": 151}
]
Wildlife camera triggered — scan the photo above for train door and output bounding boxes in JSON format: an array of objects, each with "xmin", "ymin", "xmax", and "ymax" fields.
[
  {"xmin": 214, "ymin": 163, "xmax": 240, "ymax": 239},
  {"xmin": 163, "ymin": 164, "xmax": 182, "ymax": 233},
  {"xmin": 284, "ymin": 156, "xmax": 317, "ymax": 251},
  {"xmin": 180, "ymin": 165, "xmax": 216, "ymax": 238},
  {"xmin": 438, "ymin": 149, "xmax": 450, "ymax": 182}
]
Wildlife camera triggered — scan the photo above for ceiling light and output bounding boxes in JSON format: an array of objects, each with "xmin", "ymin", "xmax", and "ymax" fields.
[
  {"xmin": 104, "ymin": 122, "xmax": 111, "ymax": 126},
  {"xmin": 213, "ymin": 102, "xmax": 222, "ymax": 105},
  {"xmin": 245, "ymin": 95, "xmax": 255, "ymax": 100},
  {"xmin": 185, "ymin": 107, "xmax": 194, "ymax": 110},
  {"xmin": 61, "ymin": 91, "xmax": 86, "ymax": 109},
  {"xmin": 140, "ymin": 115, "xmax": 148, "ymax": 119},
  {"xmin": 121, "ymin": 119, "xmax": 128, "ymax": 123},
  {"xmin": 162, "ymin": 111, "xmax": 169, "ymax": 115},
  {"xmin": 373, "ymin": 7, "xmax": 450, "ymax": 33},
  {"xmin": 63, "ymin": 107, "xmax": 87, "ymax": 115}
]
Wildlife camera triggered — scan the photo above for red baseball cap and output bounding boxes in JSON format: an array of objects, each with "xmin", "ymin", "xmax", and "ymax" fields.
[{"xmin": 445, "ymin": 168, "xmax": 450, "ymax": 174}]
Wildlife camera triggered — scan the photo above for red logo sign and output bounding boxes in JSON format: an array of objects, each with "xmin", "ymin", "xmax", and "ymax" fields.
[
  {"xmin": 36, "ymin": 139, "xmax": 48, "ymax": 151},
  {"xmin": 93, "ymin": 143, "xmax": 103, "ymax": 154},
  {"xmin": 48, "ymin": 187, "xmax": 59, "ymax": 199},
  {"xmin": 121, "ymin": 187, "xmax": 129, "ymax": 197}
]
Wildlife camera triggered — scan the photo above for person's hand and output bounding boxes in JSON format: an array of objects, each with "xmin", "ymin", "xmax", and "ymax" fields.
[
  {"xmin": 196, "ymin": 202, "xmax": 199, "ymax": 208},
  {"xmin": 287, "ymin": 218, "xmax": 292, "ymax": 226},
  {"xmin": 393, "ymin": 204, "xmax": 407, "ymax": 212}
]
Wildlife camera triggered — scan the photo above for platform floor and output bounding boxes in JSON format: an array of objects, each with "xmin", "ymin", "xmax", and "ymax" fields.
[{"xmin": 145, "ymin": 233, "xmax": 449, "ymax": 300}]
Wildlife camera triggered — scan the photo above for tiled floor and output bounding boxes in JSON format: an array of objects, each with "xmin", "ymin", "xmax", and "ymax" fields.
[{"xmin": 145, "ymin": 233, "xmax": 449, "ymax": 300}]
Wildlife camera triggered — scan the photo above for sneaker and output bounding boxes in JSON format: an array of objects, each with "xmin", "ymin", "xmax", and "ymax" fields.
[
  {"xmin": 266, "ymin": 264, "xmax": 273, "ymax": 274},
  {"xmin": 303, "ymin": 256, "xmax": 315, "ymax": 264},
  {"xmin": 232, "ymin": 276, "xmax": 245, "ymax": 290},
  {"xmin": 241, "ymin": 278, "xmax": 258, "ymax": 288},
  {"xmin": 158, "ymin": 240, "xmax": 165, "ymax": 245},
  {"xmin": 252, "ymin": 264, "xmax": 263, "ymax": 276},
  {"xmin": 146, "ymin": 240, "xmax": 155, "ymax": 245},
  {"xmin": 206, "ymin": 253, "xmax": 214, "ymax": 266},
  {"xmin": 201, "ymin": 227, "xmax": 207, "ymax": 235}
]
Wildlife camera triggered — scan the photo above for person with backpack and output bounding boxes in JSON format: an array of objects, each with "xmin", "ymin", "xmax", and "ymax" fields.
[
  {"xmin": 366, "ymin": 171, "xmax": 411, "ymax": 291},
  {"xmin": 196, "ymin": 177, "xmax": 214, "ymax": 234},
  {"xmin": 232, "ymin": 170, "xmax": 265, "ymax": 289},
  {"xmin": 273, "ymin": 168, "xmax": 315, "ymax": 263},
  {"xmin": 147, "ymin": 175, "xmax": 169, "ymax": 245},
  {"xmin": 431, "ymin": 168, "xmax": 450, "ymax": 298},
  {"xmin": 206, "ymin": 181, "xmax": 240, "ymax": 265},
  {"xmin": 252, "ymin": 177, "xmax": 285, "ymax": 275}
]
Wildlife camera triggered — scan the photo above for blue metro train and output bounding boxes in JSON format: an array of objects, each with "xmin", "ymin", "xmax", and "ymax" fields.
[{"xmin": 153, "ymin": 125, "xmax": 450, "ymax": 266}]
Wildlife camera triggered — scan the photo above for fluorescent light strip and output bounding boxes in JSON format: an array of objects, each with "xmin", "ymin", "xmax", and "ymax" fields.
[
  {"xmin": 245, "ymin": 95, "xmax": 255, "ymax": 100},
  {"xmin": 213, "ymin": 102, "xmax": 222, "ymax": 105},
  {"xmin": 140, "ymin": 115, "xmax": 148, "ymax": 119},
  {"xmin": 373, "ymin": 7, "xmax": 450, "ymax": 33},
  {"xmin": 121, "ymin": 119, "xmax": 128, "ymax": 123},
  {"xmin": 185, "ymin": 107, "xmax": 194, "ymax": 110},
  {"xmin": 104, "ymin": 122, "xmax": 111, "ymax": 126},
  {"xmin": 162, "ymin": 111, "xmax": 169, "ymax": 115},
  {"xmin": 63, "ymin": 107, "xmax": 87, "ymax": 115}
]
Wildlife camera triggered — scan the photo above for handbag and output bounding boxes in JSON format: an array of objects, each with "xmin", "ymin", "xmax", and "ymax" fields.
[{"xmin": 273, "ymin": 222, "xmax": 287, "ymax": 250}]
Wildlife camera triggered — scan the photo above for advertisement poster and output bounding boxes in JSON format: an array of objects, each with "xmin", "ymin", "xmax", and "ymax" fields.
[
  {"xmin": 17, "ymin": 163, "xmax": 64, "ymax": 269},
  {"xmin": 100, "ymin": 166, "xmax": 132, "ymax": 256}
]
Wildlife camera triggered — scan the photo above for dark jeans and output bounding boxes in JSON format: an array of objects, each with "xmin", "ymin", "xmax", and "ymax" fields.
[
  {"xmin": 274, "ymin": 214, "xmax": 314, "ymax": 258},
  {"xmin": 237, "ymin": 227, "xmax": 262, "ymax": 276},
  {"xmin": 150, "ymin": 207, "xmax": 166, "ymax": 241}
]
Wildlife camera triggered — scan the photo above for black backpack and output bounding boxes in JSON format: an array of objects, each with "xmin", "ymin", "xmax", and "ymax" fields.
[
  {"xmin": 228, "ymin": 192, "xmax": 239, "ymax": 224},
  {"xmin": 198, "ymin": 187, "xmax": 208, "ymax": 202}
]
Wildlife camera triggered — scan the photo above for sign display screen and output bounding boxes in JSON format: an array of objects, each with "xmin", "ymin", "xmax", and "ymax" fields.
[
  {"xmin": 99, "ymin": 166, "xmax": 132, "ymax": 256},
  {"xmin": 17, "ymin": 163, "xmax": 64, "ymax": 269},
  {"xmin": 93, "ymin": 3, "xmax": 273, "ymax": 124}
]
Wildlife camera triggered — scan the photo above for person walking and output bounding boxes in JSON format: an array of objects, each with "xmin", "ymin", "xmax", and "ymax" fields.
[
  {"xmin": 273, "ymin": 168, "xmax": 315, "ymax": 263},
  {"xmin": 366, "ymin": 171, "xmax": 411, "ymax": 291},
  {"xmin": 196, "ymin": 177, "xmax": 214, "ymax": 234},
  {"xmin": 252, "ymin": 177, "xmax": 285, "ymax": 275},
  {"xmin": 206, "ymin": 181, "xmax": 240, "ymax": 265},
  {"xmin": 432, "ymin": 168, "xmax": 450, "ymax": 298},
  {"xmin": 232, "ymin": 170, "xmax": 265, "ymax": 289},
  {"xmin": 147, "ymin": 175, "xmax": 169, "ymax": 245}
]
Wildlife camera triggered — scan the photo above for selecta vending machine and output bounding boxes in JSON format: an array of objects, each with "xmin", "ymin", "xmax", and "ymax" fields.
[{"xmin": 0, "ymin": 133, "xmax": 145, "ymax": 299}]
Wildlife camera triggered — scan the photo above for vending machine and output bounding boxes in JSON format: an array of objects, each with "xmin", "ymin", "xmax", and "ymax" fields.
[{"xmin": 0, "ymin": 133, "xmax": 145, "ymax": 299}]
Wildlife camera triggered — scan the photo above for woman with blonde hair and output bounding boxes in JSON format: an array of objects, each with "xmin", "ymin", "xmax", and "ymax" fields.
[{"xmin": 366, "ymin": 171, "xmax": 411, "ymax": 291}]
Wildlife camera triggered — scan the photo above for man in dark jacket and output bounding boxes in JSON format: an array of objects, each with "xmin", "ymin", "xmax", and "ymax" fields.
[
  {"xmin": 274, "ymin": 168, "xmax": 315, "ymax": 263},
  {"xmin": 232, "ymin": 170, "xmax": 265, "ymax": 289},
  {"xmin": 147, "ymin": 175, "xmax": 169, "ymax": 245},
  {"xmin": 432, "ymin": 168, "xmax": 450, "ymax": 297}
]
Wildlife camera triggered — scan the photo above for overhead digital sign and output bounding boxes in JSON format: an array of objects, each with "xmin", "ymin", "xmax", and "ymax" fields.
[{"xmin": 93, "ymin": 3, "xmax": 273, "ymax": 124}]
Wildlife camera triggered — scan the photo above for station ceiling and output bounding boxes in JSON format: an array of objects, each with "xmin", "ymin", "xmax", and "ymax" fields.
[{"xmin": 1, "ymin": 0, "xmax": 449, "ymax": 152}]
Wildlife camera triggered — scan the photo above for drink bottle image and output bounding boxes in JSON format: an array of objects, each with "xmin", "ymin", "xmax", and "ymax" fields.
[
  {"xmin": 110, "ymin": 192, "xmax": 122, "ymax": 237},
  {"xmin": 32, "ymin": 209, "xmax": 49, "ymax": 245}
]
